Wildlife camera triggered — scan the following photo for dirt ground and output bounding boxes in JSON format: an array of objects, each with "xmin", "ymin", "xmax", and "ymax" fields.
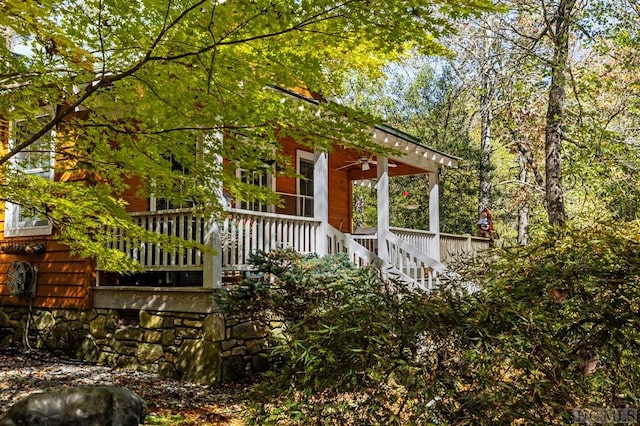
[{"xmin": 0, "ymin": 346, "xmax": 249, "ymax": 425}]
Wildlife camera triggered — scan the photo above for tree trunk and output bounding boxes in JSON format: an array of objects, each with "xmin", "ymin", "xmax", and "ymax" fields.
[
  {"xmin": 544, "ymin": 0, "xmax": 575, "ymax": 227},
  {"xmin": 478, "ymin": 32, "xmax": 493, "ymax": 213},
  {"xmin": 517, "ymin": 150, "xmax": 530, "ymax": 245},
  {"xmin": 1, "ymin": 27, "xmax": 12, "ymax": 50},
  {"xmin": 510, "ymin": 123, "xmax": 537, "ymax": 246}
]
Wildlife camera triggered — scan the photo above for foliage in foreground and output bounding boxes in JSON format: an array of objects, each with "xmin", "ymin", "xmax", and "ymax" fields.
[
  {"xmin": 1, "ymin": 0, "xmax": 496, "ymax": 271},
  {"xmin": 220, "ymin": 221, "xmax": 640, "ymax": 425}
]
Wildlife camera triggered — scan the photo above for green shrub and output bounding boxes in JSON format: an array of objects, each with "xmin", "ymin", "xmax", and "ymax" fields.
[{"xmin": 219, "ymin": 222, "xmax": 640, "ymax": 425}]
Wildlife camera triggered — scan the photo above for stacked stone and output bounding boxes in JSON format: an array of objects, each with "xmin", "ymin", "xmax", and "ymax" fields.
[{"xmin": 0, "ymin": 307, "xmax": 271, "ymax": 384}]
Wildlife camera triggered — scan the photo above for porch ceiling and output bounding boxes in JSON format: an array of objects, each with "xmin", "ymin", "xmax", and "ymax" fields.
[{"xmin": 346, "ymin": 162, "xmax": 425, "ymax": 181}]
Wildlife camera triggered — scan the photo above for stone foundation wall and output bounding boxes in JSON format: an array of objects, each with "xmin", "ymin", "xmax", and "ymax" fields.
[{"xmin": 0, "ymin": 307, "xmax": 270, "ymax": 384}]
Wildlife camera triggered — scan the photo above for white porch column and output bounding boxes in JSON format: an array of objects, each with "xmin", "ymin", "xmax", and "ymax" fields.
[
  {"xmin": 377, "ymin": 156, "xmax": 390, "ymax": 262},
  {"xmin": 203, "ymin": 134, "xmax": 224, "ymax": 289},
  {"xmin": 429, "ymin": 170, "xmax": 441, "ymax": 262},
  {"xmin": 314, "ymin": 151, "xmax": 329, "ymax": 256}
]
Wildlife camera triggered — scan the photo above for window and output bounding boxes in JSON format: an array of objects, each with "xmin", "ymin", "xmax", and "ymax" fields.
[
  {"xmin": 297, "ymin": 150, "xmax": 314, "ymax": 217},
  {"xmin": 5, "ymin": 113, "xmax": 55, "ymax": 237},
  {"xmin": 150, "ymin": 153, "xmax": 196, "ymax": 211},
  {"xmin": 237, "ymin": 169, "xmax": 274, "ymax": 213}
]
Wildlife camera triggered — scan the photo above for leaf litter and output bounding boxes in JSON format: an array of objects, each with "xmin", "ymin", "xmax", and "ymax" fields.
[{"xmin": 0, "ymin": 346, "xmax": 248, "ymax": 425}]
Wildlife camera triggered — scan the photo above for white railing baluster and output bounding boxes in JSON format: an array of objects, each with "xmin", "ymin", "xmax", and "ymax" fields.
[
  {"xmin": 256, "ymin": 216, "xmax": 263, "ymax": 255},
  {"xmin": 237, "ymin": 216, "xmax": 245, "ymax": 266},
  {"xmin": 269, "ymin": 218, "xmax": 275, "ymax": 251},
  {"xmin": 288, "ymin": 220, "xmax": 294, "ymax": 250},
  {"xmin": 231, "ymin": 216, "xmax": 239, "ymax": 267},
  {"xmin": 194, "ymin": 214, "xmax": 202, "ymax": 267}
]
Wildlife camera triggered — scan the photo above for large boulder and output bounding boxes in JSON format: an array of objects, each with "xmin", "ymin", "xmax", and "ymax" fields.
[{"xmin": 0, "ymin": 386, "xmax": 147, "ymax": 426}]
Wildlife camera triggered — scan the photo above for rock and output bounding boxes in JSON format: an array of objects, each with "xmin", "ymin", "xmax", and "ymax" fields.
[
  {"xmin": 161, "ymin": 329, "xmax": 175, "ymax": 346},
  {"xmin": 89, "ymin": 316, "xmax": 107, "ymax": 338},
  {"xmin": 182, "ymin": 319, "xmax": 203, "ymax": 328},
  {"xmin": 139, "ymin": 311, "xmax": 163, "ymax": 329},
  {"xmin": 136, "ymin": 343, "xmax": 164, "ymax": 364},
  {"xmin": 176, "ymin": 340, "xmax": 221, "ymax": 384},
  {"xmin": 221, "ymin": 339, "xmax": 237, "ymax": 351},
  {"xmin": 114, "ymin": 327, "xmax": 143, "ymax": 341},
  {"xmin": 0, "ymin": 310, "xmax": 13, "ymax": 328},
  {"xmin": 221, "ymin": 355, "xmax": 250, "ymax": 382},
  {"xmin": 203, "ymin": 313, "xmax": 225, "ymax": 341},
  {"xmin": 97, "ymin": 351, "xmax": 118, "ymax": 365},
  {"xmin": 0, "ymin": 386, "xmax": 147, "ymax": 426},
  {"xmin": 75, "ymin": 338, "xmax": 99, "ymax": 362},
  {"xmin": 176, "ymin": 327, "xmax": 200, "ymax": 339},
  {"xmin": 251, "ymin": 354, "xmax": 270, "ymax": 373},
  {"xmin": 33, "ymin": 311, "xmax": 55, "ymax": 331},
  {"xmin": 143, "ymin": 330, "xmax": 162, "ymax": 343},
  {"xmin": 117, "ymin": 356, "xmax": 141, "ymax": 369},
  {"xmin": 231, "ymin": 320, "xmax": 268, "ymax": 340},
  {"xmin": 246, "ymin": 338, "xmax": 267, "ymax": 355},
  {"xmin": 158, "ymin": 362, "xmax": 179, "ymax": 379},
  {"xmin": 0, "ymin": 310, "xmax": 16, "ymax": 344}
]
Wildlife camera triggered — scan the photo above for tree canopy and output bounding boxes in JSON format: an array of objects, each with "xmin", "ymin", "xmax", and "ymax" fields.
[
  {"xmin": 0, "ymin": 0, "xmax": 495, "ymax": 270},
  {"xmin": 342, "ymin": 0, "xmax": 640, "ymax": 242}
]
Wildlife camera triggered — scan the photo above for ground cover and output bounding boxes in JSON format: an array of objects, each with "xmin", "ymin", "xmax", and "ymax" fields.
[{"xmin": 0, "ymin": 347, "xmax": 248, "ymax": 425}]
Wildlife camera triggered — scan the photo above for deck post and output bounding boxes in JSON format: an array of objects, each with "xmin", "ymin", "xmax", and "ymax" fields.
[
  {"xmin": 203, "ymin": 216, "xmax": 222, "ymax": 288},
  {"xmin": 428, "ymin": 170, "xmax": 441, "ymax": 262},
  {"xmin": 377, "ymin": 156, "xmax": 389, "ymax": 262},
  {"xmin": 203, "ymin": 142, "xmax": 225, "ymax": 289},
  {"xmin": 314, "ymin": 150, "xmax": 329, "ymax": 256}
]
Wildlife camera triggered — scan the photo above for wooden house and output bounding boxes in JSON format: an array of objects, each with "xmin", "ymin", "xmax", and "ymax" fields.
[{"xmin": 0, "ymin": 90, "xmax": 489, "ymax": 383}]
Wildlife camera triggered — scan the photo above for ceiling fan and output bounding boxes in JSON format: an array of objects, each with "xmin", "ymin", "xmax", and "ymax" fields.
[{"xmin": 336, "ymin": 156, "xmax": 397, "ymax": 171}]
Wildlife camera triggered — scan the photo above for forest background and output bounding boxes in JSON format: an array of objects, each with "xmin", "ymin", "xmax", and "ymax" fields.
[{"xmin": 343, "ymin": 0, "xmax": 640, "ymax": 244}]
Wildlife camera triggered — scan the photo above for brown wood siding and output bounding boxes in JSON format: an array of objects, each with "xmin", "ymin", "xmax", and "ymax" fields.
[
  {"xmin": 328, "ymin": 149, "xmax": 354, "ymax": 233},
  {"xmin": 123, "ymin": 176, "xmax": 150, "ymax": 212},
  {"xmin": 0, "ymin": 116, "xmax": 92, "ymax": 310},
  {"xmin": 275, "ymin": 136, "xmax": 299, "ymax": 216},
  {"xmin": 0, "ymin": 239, "xmax": 92, "ymax": 309},
  {"xmin": 274, "ymin": 137, "xmax": 355, "ymax": 233}
]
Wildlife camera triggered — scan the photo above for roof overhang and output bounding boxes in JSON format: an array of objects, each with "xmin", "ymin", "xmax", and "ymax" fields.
[
  {"xmin": 272, "ymin": 86, "xmax": 461, "ymax": 171},
  {"xmin": 372, "ymin": 125, "xmax": 459, "ymax": 172}
]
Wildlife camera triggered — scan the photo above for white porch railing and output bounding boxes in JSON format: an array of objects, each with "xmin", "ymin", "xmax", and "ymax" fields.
[
  {"xmin": 100, "ymin": 208, "xmax": 321, "ymax": 273},
  {"xmin": 100, "ymin": 209, "xmax": 488, "ymax": 290},
  {"xmin": 327, "ymin": 226, "xmax": 383, "ymax": 268},
  {"xmin": 389, "ymin": 227, "xmax": 437, "ymax": 259},
  {"xmin": 384, "ymin": 231, "xmax": 443, "ymax": 290},
  {"xmin": 329, "ymin": 226, "xmax": 442, "ymax": 290},
  {"xmin": 103, "ymin": 209, "xmax": 206, "ymax": 271},
  {"xmin": 220, "ymin": 208, "xmax": 320, "ymax": 270},
  {"xmin": 440, "ymin": 233, "xmax": 490, "ymax": 262},
  {"xmin": 351, "ymin": 234, "xmax": 377, "ymax": 254},
  {"xmin": 327, "ymin": 226, "xmax": 429, "ymax": 290}
]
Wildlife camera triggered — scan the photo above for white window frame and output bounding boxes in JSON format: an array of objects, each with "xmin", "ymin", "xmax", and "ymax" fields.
[
  {"xmin": 5, "ymin": 109, "xmax": 55, "ymax": 237},
  {"xmin": 296, "ymin": 149, "xmax": 314, "ymax": 218}
]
